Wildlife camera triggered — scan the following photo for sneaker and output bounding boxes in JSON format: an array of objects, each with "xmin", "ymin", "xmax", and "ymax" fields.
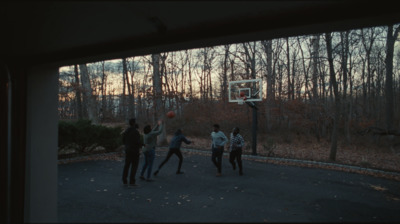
[
  {"xmin": 153, "ymin": 170, "xmax": 159, "ymax": 176},
  {"xmin": 146, "ymin": 179, "xmax": 155, "ymax": 182},
  {"xmin": 176, "ymin": 171, "xmax": 184, "ymax": 174},
  {"xmin": 216, "ymin": 173, "xmax": 222, "ymax": 177},
  {"xmin": 139, "ymin": 176, "xmax": 145, "ymax": 181}
]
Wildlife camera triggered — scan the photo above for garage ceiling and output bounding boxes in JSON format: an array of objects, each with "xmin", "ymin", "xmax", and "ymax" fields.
[{"xmin": 3, "ymin": 1, "xmax": 400, "ymax": 67}]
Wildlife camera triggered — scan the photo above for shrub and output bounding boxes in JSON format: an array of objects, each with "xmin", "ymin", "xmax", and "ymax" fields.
[
  {"xmin": 96, "ymin": 125, "xmax": 123, "ymax": 152},
  {"xmin": 58, "ymin": 119, "xmax": 123, "ymax": 154}
]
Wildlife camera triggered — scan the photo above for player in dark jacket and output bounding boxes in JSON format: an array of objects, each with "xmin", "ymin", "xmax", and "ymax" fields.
[
  {"xmin": 154, "ymin": 129, "xmax": 192, "ymax": 175},
  {"xmin": 122, "ymin": 118, "xmax": 143, "ymax": 187}
]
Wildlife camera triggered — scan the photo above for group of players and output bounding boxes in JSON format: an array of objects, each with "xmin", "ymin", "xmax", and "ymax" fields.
[{"xmin": 122, "ymin": 118, "xmax": 245, "ymax": 187}]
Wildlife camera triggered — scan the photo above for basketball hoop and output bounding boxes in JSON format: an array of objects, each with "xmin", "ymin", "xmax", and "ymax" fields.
[
  {"xmin": 228, "ymin": 78, "xmax": 262, "ymax": 104},
  {"xmin": 237, "ymin": 96, "xmax": 247, "ymax": 105}
]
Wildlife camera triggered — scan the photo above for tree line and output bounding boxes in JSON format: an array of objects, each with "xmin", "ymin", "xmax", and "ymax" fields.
[{"xmin": 59, "ymin": 24, "xmax": 400, "ymax": 160}]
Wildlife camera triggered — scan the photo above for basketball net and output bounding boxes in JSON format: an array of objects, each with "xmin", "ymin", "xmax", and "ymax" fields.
[{"xmin": 237, "ymin": 96, "xmax": 247, "ymax": 105}]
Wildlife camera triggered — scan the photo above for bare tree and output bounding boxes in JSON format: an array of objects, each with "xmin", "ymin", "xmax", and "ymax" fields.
[
  {"xmin": 311, "ymin": 35, "xmax": 320, "ymax": 101},
  {"xmin": 122, "ymin": 58, "xmax": 132, "ymax": 120},
  {"xmin": 79, "ymin": 64, "xmax": 98, "ymax": 124},
  {"xmin": 285, "ymin": 37, "xmax": 292, "ymax": 100},
  {"xmin": 186, "ymin": 50, "xmax": 194, "ymax": 101},
  {"xmin": 360, "ymin": 27, "xmax": 379, "ymax": 117},
  {"xmin": 310, "ymin": 34, "xmax": 322, "ymax": 141},
  {"xmin": 160, "ymin": 53, "xmax": 171, "ymax": 110},
  {"xmin": 385, "ymin": 24, "xmax": 400, "ymax": 131},
  {"xmin": 242, "ymin": 41, "xmax": 259, "ymax": 155},
  {"xmin": 152, "ymin": 53, "xmax": 166, "ymax": 144},
  {"xmin": 58, "ymin": 68, "xmax": 76, "ymax": 119},
  {"xmin": 325, "ymin": 33, "xmax": 340, "ymax": 161},
  {"xmin": 221, "ymin": 45, "xmax": 230, "ymax": 103},
  {"xmin": 340, "ymin": 31, "xmax": 351, "ymax": 143},
  {"xmin": 261, "ymin": 40, "xmax": 274, "ymax": 132},
  {"xmin": 290, "ymin": 38, "xmax": 299, "ymax": 101},
  {"xmin": 177, "ymin": 51, "xmax": 189, "ymax": 115},
  {"xmin": 195, "ymin": 48, "xmax": 216, "ymax": 101},
  {"xmin": 73, "ymin": 65, "xmax": 83, "ymax": 119},
  {"xmin": 99, "ymin": 61, "xmax": 108, "ymax": 121}
]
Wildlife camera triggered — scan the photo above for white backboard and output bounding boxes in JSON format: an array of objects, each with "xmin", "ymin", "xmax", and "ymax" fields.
[{"xmin": 228, "ymin": 79, "xmax": 262, "ymax": 103}]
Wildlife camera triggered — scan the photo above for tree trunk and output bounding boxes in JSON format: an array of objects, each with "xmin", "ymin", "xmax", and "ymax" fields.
[
  {"xmin": 311, "ymin": 35, "xmax": 321, "ymax": 141},
  {"xmin": 186, "ymin": 50, "xmax": 194, "ymax": 101},
  {"xmin": 312, "ymin": 35, "xmax": 320, "ymax": 101},
  {"xmin": 277, "ymin": 63, "xmax": 283, "ymax": 99},
  {"xmin": 361, "ymin": 28, "xmax": 378, "ymax": 118},
  {"xmin": 286, "ymin": 37, "xmax": 291, "ymax": 100},
  {"xmin": 243, "ymin": 42, "xmax": 258, "ymax": 155},
  {"xmin": 160, "ymin": 53, "xmax": 171, "ymax": 110},
  {"xmin": 100, "ymin": 61, "xmax": 107, "ymax": 121},
  {"xmin": 208, "ymin": 60, "xmax": 213, "ymax": 102},
  {"xmin": 222, "ymin": 45, "xmax": 230, "ymax": 103},
  {"xmin": 291, "ymin": 47, "xmax": 296, "ymax": 100},
  {"xmin": 121, "ymin": 59, "xmax": 126, "ymax": 120},
  {"xmin": 130, "ymin": 58, "xmax": 136, "ymax": 119},
  {"xmin": 263, "ymin": 40, "xmax": 274, "ymax": 132},
  {"xmin": 73, "ymin": 65, "xmax": 83, "ymax": 119},
  {"xmin": 325, "ymin": 33, "xmax": 340, "ymax": 161},
  {"xmin": 79, "ymin": 64, "xmax": 98, "ymax": 124},
  {"xmin": 341, "ymin": 31, "xmax": 351, "ymax": 144},
  {"xmin": 122, "ymin": 58, "xmax": 132, "ymax": 120},
  {"xmin": 385, "ymin": 25, "xmax": 399, "ymax": 131},
  {"xmin": 152, "ymin": 53, "xmax": 166, "ymax": 145},
  {"xmin": 298, "ymin": 37, "xmax": 311, "ymax": 100}
]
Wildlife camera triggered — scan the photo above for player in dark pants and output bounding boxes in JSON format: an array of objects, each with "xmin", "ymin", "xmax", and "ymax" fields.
[
  {"xmin": 211, "ymin": 124, "xmax": 228, "ymax": 177},
  {"xmin": 229, "ymin": 127, "xmax": 245, "ymax": 175},
  {"xmin": 154, "ymin": 129, "xmax": 192, "ymax": 175},
  {"xmin": 122, "ymin": 119, "xmax": 143, "ymax": 187}
]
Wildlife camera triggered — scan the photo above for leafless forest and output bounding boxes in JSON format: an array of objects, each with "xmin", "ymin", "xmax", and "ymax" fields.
[{"xmin": 59, "ymin": 25, "xmax": 400, "ymax": 173}]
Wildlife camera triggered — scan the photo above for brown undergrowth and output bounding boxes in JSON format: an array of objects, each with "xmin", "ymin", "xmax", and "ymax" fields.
[{"xmin": 183, "ymin": 135, "xmax": 400, "ymax": 173}]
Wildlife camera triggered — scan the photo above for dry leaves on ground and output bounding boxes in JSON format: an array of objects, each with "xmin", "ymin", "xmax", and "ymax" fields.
[{"xmin": 58, "ymin": 136, "xmax": 400, "ymax": 181}]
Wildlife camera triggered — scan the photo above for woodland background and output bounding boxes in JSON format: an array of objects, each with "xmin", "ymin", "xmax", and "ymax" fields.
[{"xmin": 58, "ymin": 24, "xmax": 400, "ymax": 173}]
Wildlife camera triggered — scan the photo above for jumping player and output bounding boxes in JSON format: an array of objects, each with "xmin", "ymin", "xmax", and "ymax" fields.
[
  {"xmin": 140, "ymin": 119, "xmax": 163, "ymax": 182},
  {"xmin": 154, "ymin": 129, "xmax": 192, "ymax": 176}
]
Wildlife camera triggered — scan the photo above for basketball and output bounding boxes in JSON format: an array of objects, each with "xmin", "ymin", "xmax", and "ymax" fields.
[
  {"xmin": 240, "ymin": 91, "xmax": 245, "ymax": 97},
  {"xmin": 166, "ymin": 111, "xmax": 175, "ymax": 118}
]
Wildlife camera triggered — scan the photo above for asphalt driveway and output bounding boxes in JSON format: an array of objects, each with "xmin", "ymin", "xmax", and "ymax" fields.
[{"xmin": 58, "ymin": 148, "xmax": 400, "ymax": 223}]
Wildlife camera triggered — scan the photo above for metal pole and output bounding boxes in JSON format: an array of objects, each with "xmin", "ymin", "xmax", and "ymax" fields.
[{"xmin": 251, "ymin": 103, "xmax": 257, "ymax": 155}]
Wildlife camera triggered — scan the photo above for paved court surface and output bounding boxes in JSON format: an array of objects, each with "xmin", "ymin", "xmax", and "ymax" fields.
[{"xmin": 58, "ymin": 149, "xmax": 400, "ymax": 223}]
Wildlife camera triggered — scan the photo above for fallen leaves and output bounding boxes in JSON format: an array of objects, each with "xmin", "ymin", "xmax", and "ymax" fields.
[
  {"xmin": 179, "ymin": 194, "xmax": 190, "ymax": 200},
  {"xmin": 386, "ymin": 195, "xmax": 400, "ymax": 201},
  {"xmin": 58, "ymin": 152, "xmax": 124, "ymax": 164},
  {"xmin": 58, "ymin": 138, "xmax": 400, "ymax": 181},
  {"xmin": 369, "ymin": 184, "xmax": 387, "ymax": 191}
]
